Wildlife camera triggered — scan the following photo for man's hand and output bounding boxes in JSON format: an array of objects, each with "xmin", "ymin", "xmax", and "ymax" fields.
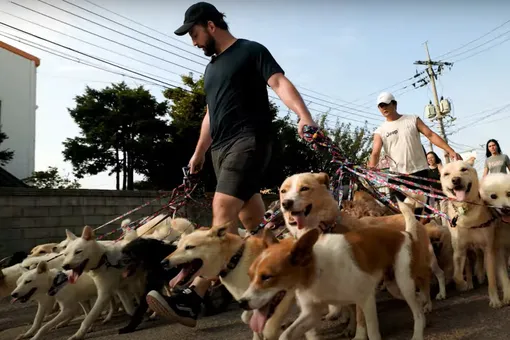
[
  {"xmin": 448, "ymin": 151, "xmax": 463, "ymax": 161},
  {"xmin": 189, "ymin": 151, "xmax": 205, "ymax": 174},
  {"xmin": 297, "ymin": 116, "xmax": 318, "ymax": 138}
]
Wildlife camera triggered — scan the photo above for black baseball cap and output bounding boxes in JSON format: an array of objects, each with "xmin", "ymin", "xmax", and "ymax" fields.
[{"xmin": 174, "ymin": 2, "xmax": 223, "ymax": 36}]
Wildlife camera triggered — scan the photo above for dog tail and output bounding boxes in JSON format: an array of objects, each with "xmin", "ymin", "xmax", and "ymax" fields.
[{"xmin": 398, "ymin": 200, "xmax": 418, "ymax": 241}]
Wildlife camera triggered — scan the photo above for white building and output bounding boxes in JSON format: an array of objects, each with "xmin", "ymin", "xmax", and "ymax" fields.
[{"xmin": 0, "ymin": 41, "xmax": 39, "ymax": 180}]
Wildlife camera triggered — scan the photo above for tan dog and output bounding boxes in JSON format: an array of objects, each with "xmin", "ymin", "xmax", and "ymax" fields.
[
  {"xmin": 239, "ymin": 200, "xmax": 426, "ymax": 340},
  {"xmin": 441, "ymin": 160, "xmax": 510, "ymax": 307},
  {"xmin": 29, "ymin": 243, "xmax": 60, "ymax": 257},
  {"xmin": 162, "ymin": 224, "xmax": 295, "ymax": 340}
]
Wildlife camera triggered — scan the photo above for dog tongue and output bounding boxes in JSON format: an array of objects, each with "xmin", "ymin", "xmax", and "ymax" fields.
[
  {"xmin": 503, "ymin": 215, "xmax": 510, "ymax": 223},
  {"xmin": 169, "ymin": 268, "xmax": 188, "ymax": 288},
  {"xmin": 249, "ymin": 309, "xmax": 268, "ymax": 333},
  {"xmin": 69, "ymin": 271, "xmax": 79, "ymax": 284},
  {"xmin": 294, "ymin": 214, "xmax": 307, "ymax": 230},
  {"xmin": 453, "ymin": 190, "xmax": 466, "ymax": 202}
]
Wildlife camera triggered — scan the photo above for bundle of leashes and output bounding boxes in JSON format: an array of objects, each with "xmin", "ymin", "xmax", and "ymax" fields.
[{"xmin": 302, "ymin": 125, "xmax": 451, "ymax": 221}]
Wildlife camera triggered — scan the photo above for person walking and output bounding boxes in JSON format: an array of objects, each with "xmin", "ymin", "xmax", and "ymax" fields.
[
  {"xmin": 367, "ymin": 92, "xmax": 461, "ymax": 203},
  {"xmin": 483, "ymin": 139, "xmax": 510, "ymax": 177},
  {"xmin": 145, "ymin": 2, "xmax": 318, "ymax": 327}
]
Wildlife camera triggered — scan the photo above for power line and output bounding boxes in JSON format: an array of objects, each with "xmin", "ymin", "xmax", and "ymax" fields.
[
  {"xmin": 35, "ymin": 0, "xmax": 208, "ymax": 67},
  {"xmin": 434, "ymin": 18, "xmax": 510, "ymax": 60},
  {"xmin": 60, "ymin": 0, "xmax": 209, "ymax": 62},
  {"xmin": 30, "ymin": 0, "xmax": 385, "ymax": 122},
  {"xmin": 0, "ymin": 24, "xmax": 378, "ymax": 128},
  {"xmin": 6, "ymin": 2, "xmax": 384, "ymax": 125},
  {"xmin": 78, "ymin": 0, "xmax": 377, "ymax": 114},
  {"xmin": 454, "ymin": 35, "xmax": 510, "ymax": 63},
  {"xmin": 446, "ymin": 28, "xmax": 510, "ymax": 61},
  {"xmin": 9, "ymin": 1, "xmax": 203, "ymax": 74},
  {"xmin": 0, "ymin": 24, "xmax": 186, "ymax": 89},
  {"xmin": 0, "ymin": 10, "xmax": 184, "ymax": 78},
  {"xmin": 0, "ymin": 31, "xmax": 168, "ymax": 88},
  {"xmin": 82, "ymin": 0, "xmax": 193, "ymax": 49}
]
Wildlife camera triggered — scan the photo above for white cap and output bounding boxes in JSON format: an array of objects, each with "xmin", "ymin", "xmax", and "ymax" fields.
[{"xmin": 377, "ymin": 92, "xmax": 396, "ymax": 105}]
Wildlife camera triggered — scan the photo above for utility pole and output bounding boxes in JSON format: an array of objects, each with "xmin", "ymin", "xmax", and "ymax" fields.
[{"xmin": 415, "ymin": 42, "xmax": 454, "ymax": 162}]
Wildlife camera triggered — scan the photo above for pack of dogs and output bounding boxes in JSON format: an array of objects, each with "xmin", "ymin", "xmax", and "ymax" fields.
[{"xmin": 2, "ymin": 159, "xmax": 510, "ymax": 340}]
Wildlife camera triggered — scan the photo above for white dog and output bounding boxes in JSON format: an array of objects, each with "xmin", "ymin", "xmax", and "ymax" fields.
[
  {"xmin": 61, "ymin": 225, "xmax": 137, "ymax": 340},
  {"xmin": 11, "ymin": 261, "xmax": 97, "ymax": 340}
]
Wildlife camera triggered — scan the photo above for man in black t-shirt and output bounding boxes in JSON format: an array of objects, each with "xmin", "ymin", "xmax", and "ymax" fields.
[{"xmin": 146, "ymin": 2, "xmax": 318, "ymax": 327}]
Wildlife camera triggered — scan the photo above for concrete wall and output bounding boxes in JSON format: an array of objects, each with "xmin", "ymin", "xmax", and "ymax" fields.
[
  {"xmin": 0, "ymin": 44, "xmax": 37, "ymax": 180},
  {"xmin": 0, "ymin": 188, "xmax": 208, "ymax": 257},
  {"xmin": 0, "ymin": 188, "xmax": 279, "ymax": 257}
]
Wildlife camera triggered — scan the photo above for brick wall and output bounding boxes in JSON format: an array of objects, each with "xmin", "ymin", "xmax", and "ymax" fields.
[{"xmin": 0, "ymin": 188, "xmax": 279, "ymax": 257}]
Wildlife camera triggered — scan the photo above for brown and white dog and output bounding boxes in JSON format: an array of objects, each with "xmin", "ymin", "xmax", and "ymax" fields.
[
  {"xmin": 239, "ymin": 200, "xmax": 426, "ymax": 340},
  {"xmin": 441, "ymin": 160, "xmax": 510, "ymax": 307},
  {"xmin": 280, "ymin": 172, "xmax": 446, "ymax": 304},
  {"xmin": 162, "ymin": 224, "xmax": 295, "ymax": 340}
]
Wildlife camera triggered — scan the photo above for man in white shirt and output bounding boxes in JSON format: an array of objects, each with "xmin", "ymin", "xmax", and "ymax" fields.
[{"xmin": 367, "ymin": 92, "xmax": 461, "ymax": 203}]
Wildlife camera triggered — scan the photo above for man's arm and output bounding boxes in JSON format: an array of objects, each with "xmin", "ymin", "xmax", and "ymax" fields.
[
  {"xmin": 416, "ymin": 117, "xmax": 459, "ymax": 159},
  {"xmin": 251, "ymin": 42, "xmax": 316, "ymax": 136},
  {"xmin": 195, "ymin": 106, "xmax": 212, "ymax": 156},
  {"xmin": 267, "ymin": 73, "xmax": 314, "ymax": 123},
  {"xmin": 367, "ymin": 134, "xmax": 383, "ymax": 168}
]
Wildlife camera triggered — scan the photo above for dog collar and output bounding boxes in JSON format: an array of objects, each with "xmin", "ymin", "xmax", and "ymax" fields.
[
  {"xmin": 219, "ymin": 243, "xmax": 245, "ymax": 278},
  {"xmin": 91, "ymin": 253, "xmax": 123, "ymax": 271},
  {"xmin": 48, "ymin": 271, "xmax": 69, "ymax": 296}
]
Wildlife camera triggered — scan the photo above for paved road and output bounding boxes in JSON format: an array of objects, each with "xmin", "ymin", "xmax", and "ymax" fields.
[{"xmin": 2, "ymin": 284, "xmax": 510, "ymax": 340}]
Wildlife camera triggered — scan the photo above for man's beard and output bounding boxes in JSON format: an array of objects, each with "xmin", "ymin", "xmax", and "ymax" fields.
[{"xmin": 202, "ymin": 34, "xmax": 217, "ymax": 57}]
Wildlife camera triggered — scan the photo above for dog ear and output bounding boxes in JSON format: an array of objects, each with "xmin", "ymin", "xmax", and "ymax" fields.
[
  {"xmin": 65, "ymin": 229, "xmax": 78, "ymax": 241},
  {"xmin": 209, "ymin": 222, "xmax": 231, "ymax": 238},
  {"xmin": 289, "ymin": 228, "xmax": 319, "ymax": 266},
  {"xmin": 36, "ymin": 261, "xmax": 48, "ymax": 274},
  {"xmin": 314, "ymin": 172, "xmax": 330, "ymax": 188},
  {"xmin": 262, "ymin": 228, "xmax": 279, "ymax": 248},
  {"xmin": 81, "ymin": 226, "xmax": 95, "ymax": 241}
]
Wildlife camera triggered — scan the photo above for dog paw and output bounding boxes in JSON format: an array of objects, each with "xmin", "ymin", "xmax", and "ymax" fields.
[
  {"xmin": 422, "ymin": 300, "xmax": 433, "ymax": 313},
  {"xmin": 435, "ymin": 292, "xmax": 446, "ymax": 300},
  {"xmin": 489, "ymin": 299, "xmax": 503, "ymax": 309},
  {"xmin": 455, "ymin": 280, "xmax": 469, "ymax": 292}
]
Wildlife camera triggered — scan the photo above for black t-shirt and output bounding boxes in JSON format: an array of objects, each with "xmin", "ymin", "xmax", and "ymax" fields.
[{"xmin": 204, "ymin": 39, "xmax": 284, "ymax": 150}]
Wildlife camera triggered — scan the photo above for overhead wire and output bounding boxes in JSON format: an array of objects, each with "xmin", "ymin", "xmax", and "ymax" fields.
[
  {"xmin": 8, "ymin": 2, "xmax": 203, "ymax": 74},
  {"xmin": 434, "ymin": 18, "xmax": 510, "ymax": 60},
  {"xmin": 35, "ymin": 0, "xmax": 208, "ymax": 67}
]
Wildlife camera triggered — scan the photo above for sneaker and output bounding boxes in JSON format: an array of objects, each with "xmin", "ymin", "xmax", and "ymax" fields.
[{"xmin": 146, "ymin": 287, "xmax": 202, "ymax": 327}]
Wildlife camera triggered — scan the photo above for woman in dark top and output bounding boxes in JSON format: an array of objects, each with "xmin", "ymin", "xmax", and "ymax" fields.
[{"xmin": 427, "ymin": 151, "xmax": 442, "ymax": 188}]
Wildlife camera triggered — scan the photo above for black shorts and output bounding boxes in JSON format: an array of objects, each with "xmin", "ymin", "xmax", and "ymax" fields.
[
  {"xmin": 388, "ymin": 169, "xmax": 430, "ymax": 203},
  {"xmin": 211, "ymin": 135, "xmax": 272, "ymax": 202}
]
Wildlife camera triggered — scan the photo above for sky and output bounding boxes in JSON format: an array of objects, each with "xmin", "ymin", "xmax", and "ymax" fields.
[{"xmin": 0, "ymin": 0, "xmax": 509, "ymax": 189}]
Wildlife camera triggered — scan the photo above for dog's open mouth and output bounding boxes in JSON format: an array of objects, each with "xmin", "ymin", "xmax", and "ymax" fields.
[
  {"xmin": 449, "ymin": 182, "xmax": 472, "ymax": 202},
  {"xmin": 12, "ymin": 287, "xmax": 37, "ymax": 303},
  {"xmin": 249, "ymin": 290, "xmax": 286, "ymax": 333},
  {"xmin": 69, "ymin": 259, "xmax": 88, "ymax": 284},
  {"xmin": 498, "ymin": 207, "xmax": 510, "ymax": 223},
  {"xmin": 169, "ymin": 259, "xmax": 203, "ymax": 288},
  {"xmin": 288, "ymin": 204, "xmax": 312, "ymax": 230}
]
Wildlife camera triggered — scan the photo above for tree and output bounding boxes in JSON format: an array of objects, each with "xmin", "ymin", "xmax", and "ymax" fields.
[
  {"xmin": 62, "ymin": 82, "xmax": 170, "ymax": 190},
  {"xmin": 23, "ymin": 166, "xmax": 81, "ymax": 189},
  {"xmin": 0, "ymin": 128, "xmax": 14, "ymax": 166}
]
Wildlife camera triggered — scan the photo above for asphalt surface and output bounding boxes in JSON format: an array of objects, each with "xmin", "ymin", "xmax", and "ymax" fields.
[{"xmin": 2, "ymin": 283, "xmax": 510, "ymax": 340}]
